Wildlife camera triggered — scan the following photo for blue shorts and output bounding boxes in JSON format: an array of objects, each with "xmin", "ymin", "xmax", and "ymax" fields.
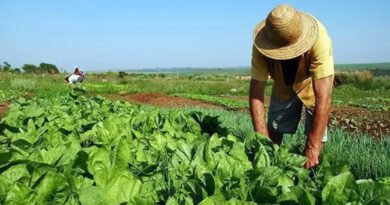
[{"xmin": 267, "ymin": 94, "xmax": 328, "ymax": 142}]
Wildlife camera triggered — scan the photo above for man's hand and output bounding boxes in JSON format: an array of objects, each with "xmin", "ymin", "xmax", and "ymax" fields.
[
  {"xmin": 304, "ymin": 144, "xmax": 322, "ymax": 169},
  {"xmin": 305, "ymin": 75, "xmax": 333, "ymax": 169}
]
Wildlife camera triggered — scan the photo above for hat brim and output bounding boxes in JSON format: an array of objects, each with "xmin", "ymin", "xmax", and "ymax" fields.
[{"xmin": 254, "ymin": 13, "xmax": 319, "ymax": 60}]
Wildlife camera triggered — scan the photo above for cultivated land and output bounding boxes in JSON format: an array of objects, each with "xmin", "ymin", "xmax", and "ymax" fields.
[{"xmin": 0, "ymin": 64, "xmax": 389, "ymax": 204}]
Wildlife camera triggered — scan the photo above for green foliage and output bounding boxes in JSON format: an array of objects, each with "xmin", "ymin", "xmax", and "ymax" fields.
[
  {"xmin": 2, "ymin": 62, "xmax": 11, "ymax": 72},
  {"xmin": 22, "ymin": 64, "xmax": 39, "ymax": 74},
  {"xmin": 370, "ymin": 69, "xmax": 390, "ymax": 77},
  {"xmin": 1, "ymin": 94, "xmax": 390, "ymax": 204},
  {"xmin": 335, "ymin": 62, "xmax": 390, "ymax": 72},
  {"xmin": 0, "ymin": 61, "xmax": 21, "ymax": 73},
  {"xmin": 38, "ymin": 62, "xmax": 60, "ymax": 74},
  {"xmin": 334, "ymin": 70, "xmax": 390, "ymax": 91},
  {"xmin": 118, "ymin": 71, "xmax": 128, "ymax": 78},
  {"xmin": 169, "ymin": 106, "xmax": 390, "ymax": 180},
  {"xmin": 325, "ymin": 130, "xmax": 390, "ymax": 179},
  {"xmin": 335, "ymin": 70, "xmax": 373, "ymax": 86},
  {"xmin": 10, "ymin": 68, "xmax": 21, "ymax": 74},
  {"xmin": 1, "ymin": 62, "xmax": 59, "ymax": 74},
  {"xmin": 85, "ymin": 78, "xmax": 250, "ymax": 96},
  {"xmin": 332, "ymin": 85, "xmax": 390, "ymax": 111},
  {"xmin": 0, "ymin": 90, "xmax": 25, "ymax": 104},
  {"xmin": 9, "ymin": 78, "xmax": 37, "ymax": 91},
  {"xmin": 282, "ymin": 126, "xmax": 390, "ymax": 180}
]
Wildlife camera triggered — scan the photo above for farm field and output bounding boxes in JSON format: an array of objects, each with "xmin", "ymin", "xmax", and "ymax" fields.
[{"xmin": 0, "ymin": 66, "xmax": 390, "ymax": 204}]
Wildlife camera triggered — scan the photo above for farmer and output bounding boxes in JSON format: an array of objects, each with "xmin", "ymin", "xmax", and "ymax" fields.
[
  {"xmin": 65, "ymin": 66, "xmax": 85, "ymax": 86},
  {"xmin": 249, "ymin": 5, "xmax": 334, "ymax": 169}
]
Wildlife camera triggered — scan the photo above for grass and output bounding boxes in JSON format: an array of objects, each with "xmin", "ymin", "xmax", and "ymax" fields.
[
  {"xmin": 335, "ymin": 62, "xmax": 390, "ymax": 71},
  {"xmin": 0, "ymin": 73, "xmax": 70, "ymax": 99},
  {"xmin": 332, "ymin": 84, "xmax": 390, "ymax": 110},
  {"xmin": 325, "ymin": 130, "xmax": 390, "ymax": 179},
  {"xmin": 284, "ymin": 126, "xmax": 390, "ymax": 180},
  {"xmin": 9, "ymin": 78, "xmax": 37, "ymax": 91},
  {"xmin": 84, "ymin": 78, "xmax": 250, "ymax": 96}
]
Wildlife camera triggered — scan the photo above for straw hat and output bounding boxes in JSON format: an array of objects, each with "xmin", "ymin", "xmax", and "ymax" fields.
[{"xmin": 254, "ymin": 4, "xmax": 319, "ymax": 60}]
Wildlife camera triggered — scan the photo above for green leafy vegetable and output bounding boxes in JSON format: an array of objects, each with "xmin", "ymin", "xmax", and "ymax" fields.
[{"xmin": 0, "ymin": 93, "xmax": 389, "ymax": 204}]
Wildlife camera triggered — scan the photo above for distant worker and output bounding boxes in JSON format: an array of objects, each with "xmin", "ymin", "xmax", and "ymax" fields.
[
  {"xmin": 65, "ymin": 66, "xmax": 85, "ymax": 86},
  {"xmin": 249, "ymin": 5, "xmax": 334, "ymax": 169}
]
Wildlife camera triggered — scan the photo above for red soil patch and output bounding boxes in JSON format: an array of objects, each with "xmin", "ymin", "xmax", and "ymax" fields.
[
  {"xmin": 106, "ymin": 93, "xmax": 221, "ymax": 109},
  {"xmin": 330, "ymin": 106, "xmax": 390, "ymax": 138},
  {"xmin": 0, "ymin": 102, "xmax": 10, "ymax": 118}
]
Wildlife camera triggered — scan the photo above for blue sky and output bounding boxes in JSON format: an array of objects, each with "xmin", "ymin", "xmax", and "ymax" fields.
[{"xmin": 0, "ymin": 0, "xmax": 389, "ymax": 71}]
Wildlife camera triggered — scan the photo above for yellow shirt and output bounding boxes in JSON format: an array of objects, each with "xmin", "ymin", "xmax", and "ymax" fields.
[{"xmin": 251, "ymin": 20, "xmax": 334, "ymax": 107}]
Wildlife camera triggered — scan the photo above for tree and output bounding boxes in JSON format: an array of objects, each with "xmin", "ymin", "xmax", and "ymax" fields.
[
  {"xmin": 22, "ymin": 64, "xmax": 39, "ymax": 73},
  {"xmin": 38, "ymin": 63, "xmax": 59, "ymax": 74},
  {"xmin": 3, "ymin": 61, "xmax": 11, "ymax": 72},
  {"xmin": 11, "ymin": 68, "xmax": 21, "ymax": 74},
  {"xmin": 118, "ymin": 71, "xmax": 128, "ymax": 78}
]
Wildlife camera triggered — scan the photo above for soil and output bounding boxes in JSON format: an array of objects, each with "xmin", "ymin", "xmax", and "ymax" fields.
[
  {"xmin": 330, "ymin": 106, "xmax": 390, "ymax": 138},
  {"xmin": 106, "ymin": 93, "xmax": 222, "ymax": 109},
  {"xmin": 0, "ymin": 102, "xmax": 10, "ymax": 118}
]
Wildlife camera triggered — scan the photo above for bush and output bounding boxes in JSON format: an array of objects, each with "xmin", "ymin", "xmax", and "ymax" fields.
[
  {"xmin": 334, "ymin": 70, "xmax": 389, "ymax": 90},
  {"xmin": 118, "ymin": 71, "xmax": 128, "ymax": 78},
  {"xmin": 334, "ymin": 70, "xmax": 373, "ymax": 86},
  {"xmin": 38, "ymin": 63, "xmax": 60, "ymax": 74},
  {"xmin": 22, "ymin": 64, "xmax": 39, "ymax": 73}
]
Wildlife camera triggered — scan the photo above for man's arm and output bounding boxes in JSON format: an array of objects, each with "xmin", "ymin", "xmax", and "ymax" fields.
[
  {"xmin": 305, "ymin": 75, "xmax": 334, "ymax": 169},
  {"xmin": 249, "ymin": 79, "xmax": 269, "ymax": 138}
]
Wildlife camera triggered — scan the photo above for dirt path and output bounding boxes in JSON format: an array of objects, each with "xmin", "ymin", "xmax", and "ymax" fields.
[{"xmin": 106, "ymin": 93, "xmax": 222, "ymax": 109}]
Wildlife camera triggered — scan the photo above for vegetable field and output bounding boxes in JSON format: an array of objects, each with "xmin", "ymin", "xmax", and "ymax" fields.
[{"xmin": 1, "ymin": 93, "xmax": 389, "ymax": 204}]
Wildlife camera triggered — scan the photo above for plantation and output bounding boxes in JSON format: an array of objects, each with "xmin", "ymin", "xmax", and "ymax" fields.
[
  {"xmin": 0, "ymin": 67, "xmax": 389, "ymax": 205},
  {"xmin": 0, "ymin": 93, "xmax": 389, "ymax": 204}
]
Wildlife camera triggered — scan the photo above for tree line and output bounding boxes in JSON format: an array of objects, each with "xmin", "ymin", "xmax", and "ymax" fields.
[{"xmin": 0, "ymin": 61, "xmax": 60, "ymax": 74}]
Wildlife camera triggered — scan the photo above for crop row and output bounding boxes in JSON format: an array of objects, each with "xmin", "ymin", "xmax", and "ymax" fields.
[{"xmin": 0, "ymin": 90, "xmax": 25, "ymax": 104}]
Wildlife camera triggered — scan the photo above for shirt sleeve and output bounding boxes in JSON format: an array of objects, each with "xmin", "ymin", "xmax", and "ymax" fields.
[
  {"xmin": 309, "ymin": 23, "xmax": 335, "ymax": 80},
  {"xmin": 251, "ymin": 45, "xmax": 269, "ymax": 82}
]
